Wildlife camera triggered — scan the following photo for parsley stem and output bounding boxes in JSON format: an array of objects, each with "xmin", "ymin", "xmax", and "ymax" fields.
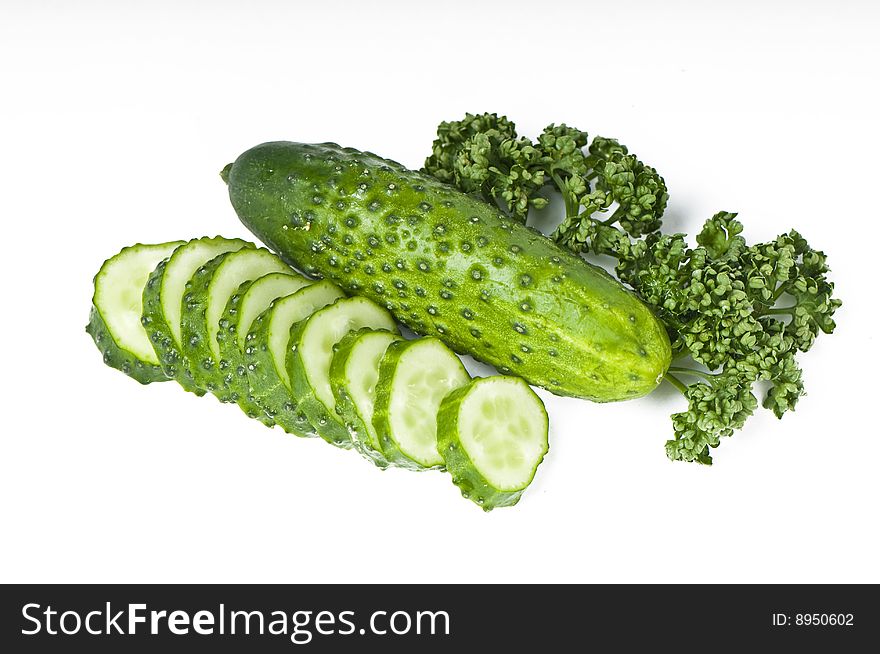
[
  {"xmin": 610, "ymin": 204, "xmax": 626, "ymax": 222},
  {"xmin": 663, "ymin": 373, "xmax": 689, "ymax": 395},
  {"xmin": 550, "ymin": 170, "xmax": 579, "ymax": 218},
  {"xmin": 668, "ymin": 366, "xmax": 717, "ymax": 380},
  {"xmin": 598, "ymin": 205, "xmax": 627, "ymax": 226},
  {"xmin": 771, "ymin": 284, "xmax": 788, "ymax": 302}
]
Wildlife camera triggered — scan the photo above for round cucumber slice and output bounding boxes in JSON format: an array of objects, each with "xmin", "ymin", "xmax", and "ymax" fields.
[
  {"xmin": 216, "ymin": 272, "xmax": 310, "ymax": 423},
  {"xmin": 245, "ymin": 281, "xmax": 346, "ymax": 436},
  {"xmin": 287, "ymin": 297, "xmax": 398, "ymax": 448},
  {"xmin": 141, "ymin": 236, "xmax": 250, "ymax": 394},
  {"xmin": 373, "ymin": 338, "xmax": 471, "ymax": 470},
  {"xmin": 437, "ymin": 376, "xmax": 549, "ymax": 511},
  {"xmin": 329, "ymin": 329, "xmax": 401, "ymax": 468},
  {"xmin": 180, "ymin": 248, "xmax": 290, "ymax": 398},
  {"xmin": 87, "ymin": 241, "xmax": 184, "ymax": 383}
]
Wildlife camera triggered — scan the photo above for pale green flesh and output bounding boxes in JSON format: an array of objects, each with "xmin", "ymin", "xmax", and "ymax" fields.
[
  {"xmin": 344, "ymin": 331, "xmax": 400, "ymax": 450},
  {"xmin": 389, "ymin": 340, "xmax": 470, "ymax": 467},
  {"xmin": 236, "ymin": 272, "xmax": 310, "ymax": 349},
  {"xmin": 94, "ymin": 242, "xmax": 183, "ymax": 364},
  {"xmin": 301, "ymin": 298, "xmax": 397, "ymax": 415},
  {"xmin": 457, "ymin": 378, "xmax": 548, "ymax": 491},
  {"xmin": 206, "ymin": 250, "xmax": 289, "ymax": 359},
  {"xmin": 163, "ymin": 238, "xmax": 249, "ymax": 345},
  {"xmin": 268, "ymin": 282, "xmax": 346, "ymax": 388}
]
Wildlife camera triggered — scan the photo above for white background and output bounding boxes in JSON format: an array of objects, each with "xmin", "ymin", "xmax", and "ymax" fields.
[{"xmin": 1, "ymin": 0, "xmax": 877, "ymax": 583}]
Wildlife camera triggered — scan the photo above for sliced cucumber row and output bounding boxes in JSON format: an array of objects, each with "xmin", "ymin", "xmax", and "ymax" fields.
[
  {"xmin": 87, "ymin": 241, "xmax": 185, "ymax": 383},
  {"xmin": 90, "ymin": 237, "xmax": 549, "ymax": 510}
]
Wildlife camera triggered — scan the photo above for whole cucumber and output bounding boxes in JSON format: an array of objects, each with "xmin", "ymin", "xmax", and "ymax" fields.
[{"xmin": 223, "ymin": 142, "xmax": 671, "ymax": 401}]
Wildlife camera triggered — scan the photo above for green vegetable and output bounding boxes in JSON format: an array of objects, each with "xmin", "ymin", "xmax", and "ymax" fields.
[
  {"xmin": 372, "ymin": 338, "xmax": 471, "ymax": 470},
  {"xmin": 245, "ymin": 280, "xmax": 346, "ymax": 436},
  {"xmin": 286, "ymin": 296, "xmax": 398, "ymax": 448},
  {"xmin": 179, "ymin": 247, "xmax": 290, "ymax": 397},
  {"xmin": 216, "ymin": 272, "xmax": 311, "ymax": 423},
  {"xmin": 423, "ymin": 112, "xmax": 667, "ymax": 234},
  {"xmin": 141, "ymin": 236, "xmax": 249, "ymax": 394},
  {"xmin": 329, "ymin": 329, "xmax": 401, "ymax": 468},
  {"xmin": 223, "ymin": 141, "xmax": 671, "ymax": 402},
  {"xmin": 87, "ymin": 241, "xmax": 184, "ymax": 383},
  {"xmin": 437, "ymin": 376, "xmax": 549, "ymax": 510},
  {"xmin": 91, "ymin": 237, "xmax": 546, "ymax": 509},
  {"xmin": 618, "ymin": 214, "xmax": 842, "ymax": 463},
  {"xmin": 426, "ymin": 113, "xmax": 841, "ymax": 463}
]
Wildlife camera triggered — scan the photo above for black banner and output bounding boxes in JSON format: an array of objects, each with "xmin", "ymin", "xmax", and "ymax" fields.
[{"xmin": 1, "ymin": 584, "xmax": 876, "ymax": 652}]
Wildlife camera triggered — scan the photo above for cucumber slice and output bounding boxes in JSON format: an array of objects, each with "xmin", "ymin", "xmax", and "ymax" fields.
[
  {"xmin": 180, "ymin": 248, "xmax": 290, "ymax": 398},
  {"xmin": 142, "ymin": 236, "xmax": 250, "ymax": 394},
  {"xmin": 246, "ymin": 281, "xmax": 346, "ymax": 436},
  {"xmin": 373, "ymin": 338, "xmax": 470, "ymax": 470},
  {"xmin": 87, "ymin": 241, "xmax": 184, "ymax": 383},
  {"xmin": 286, "ymin": 297, "xmax": 398, "ymax": 448},
  {"xmin": 437, "ymin": 376, "xmax": 549, "ymax": 511},
  {"xmin": 329, "ymin": 329, "xmax": 401, "ymax": 468},
  {"xmin": 216, "ymin": 272, "xmax": 311, "ymax": 423}
]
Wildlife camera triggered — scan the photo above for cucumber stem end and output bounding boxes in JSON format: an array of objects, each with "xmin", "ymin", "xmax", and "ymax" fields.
[{"xmin": 220, "ymin": 163, "xmax": 233, "ymax": 184}]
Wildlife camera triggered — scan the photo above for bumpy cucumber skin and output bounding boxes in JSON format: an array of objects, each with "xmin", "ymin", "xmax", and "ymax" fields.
[
  {"xmin": 329, "ymin": 329, "xmax": 400, "ymax": 469},
  {"xmin": 245, "ymin": 282, "xmax": 346, "ymax": 437},
  {"xmin": 286, "ymin": 317, "xmax": 352, "ymax": 448},
  {"xmin": 179, "ymin": 253, "xmax": 237, "ymax": 397},
  {"xmin": 180, "ymin": 249, "xmax": 289, "ymax": 400},
  {"xmin": 216, "ymin": 280, "xmax": 274, "ymax": 425},
  {"xmin": 436, "ymin": 378, "xmax": 549, "ymax": 511},
  {"xmin": 245, "ymin": 306, "xmax": 318, "ymax": 437},
  {"xmin": 285, "ymin": 297, "xmax": 397, "ymax": 449},
  {"xmin": 141, "ymin": 237, "xmax": 250, "ymax": 395},
  {"xmin": 142, "ymin": 259, "xmax": 206, "ymax": 395},
  {"xmin": 225, "ymin": 141, "xmax": 672, "ymax": 402},
  {"xmin": 371, "ymin": 337, "xmax": 470, "ymax": 471},
  {"xmin": 87, "ymin": 305, "xmax": 168, "ymax": 384}
]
